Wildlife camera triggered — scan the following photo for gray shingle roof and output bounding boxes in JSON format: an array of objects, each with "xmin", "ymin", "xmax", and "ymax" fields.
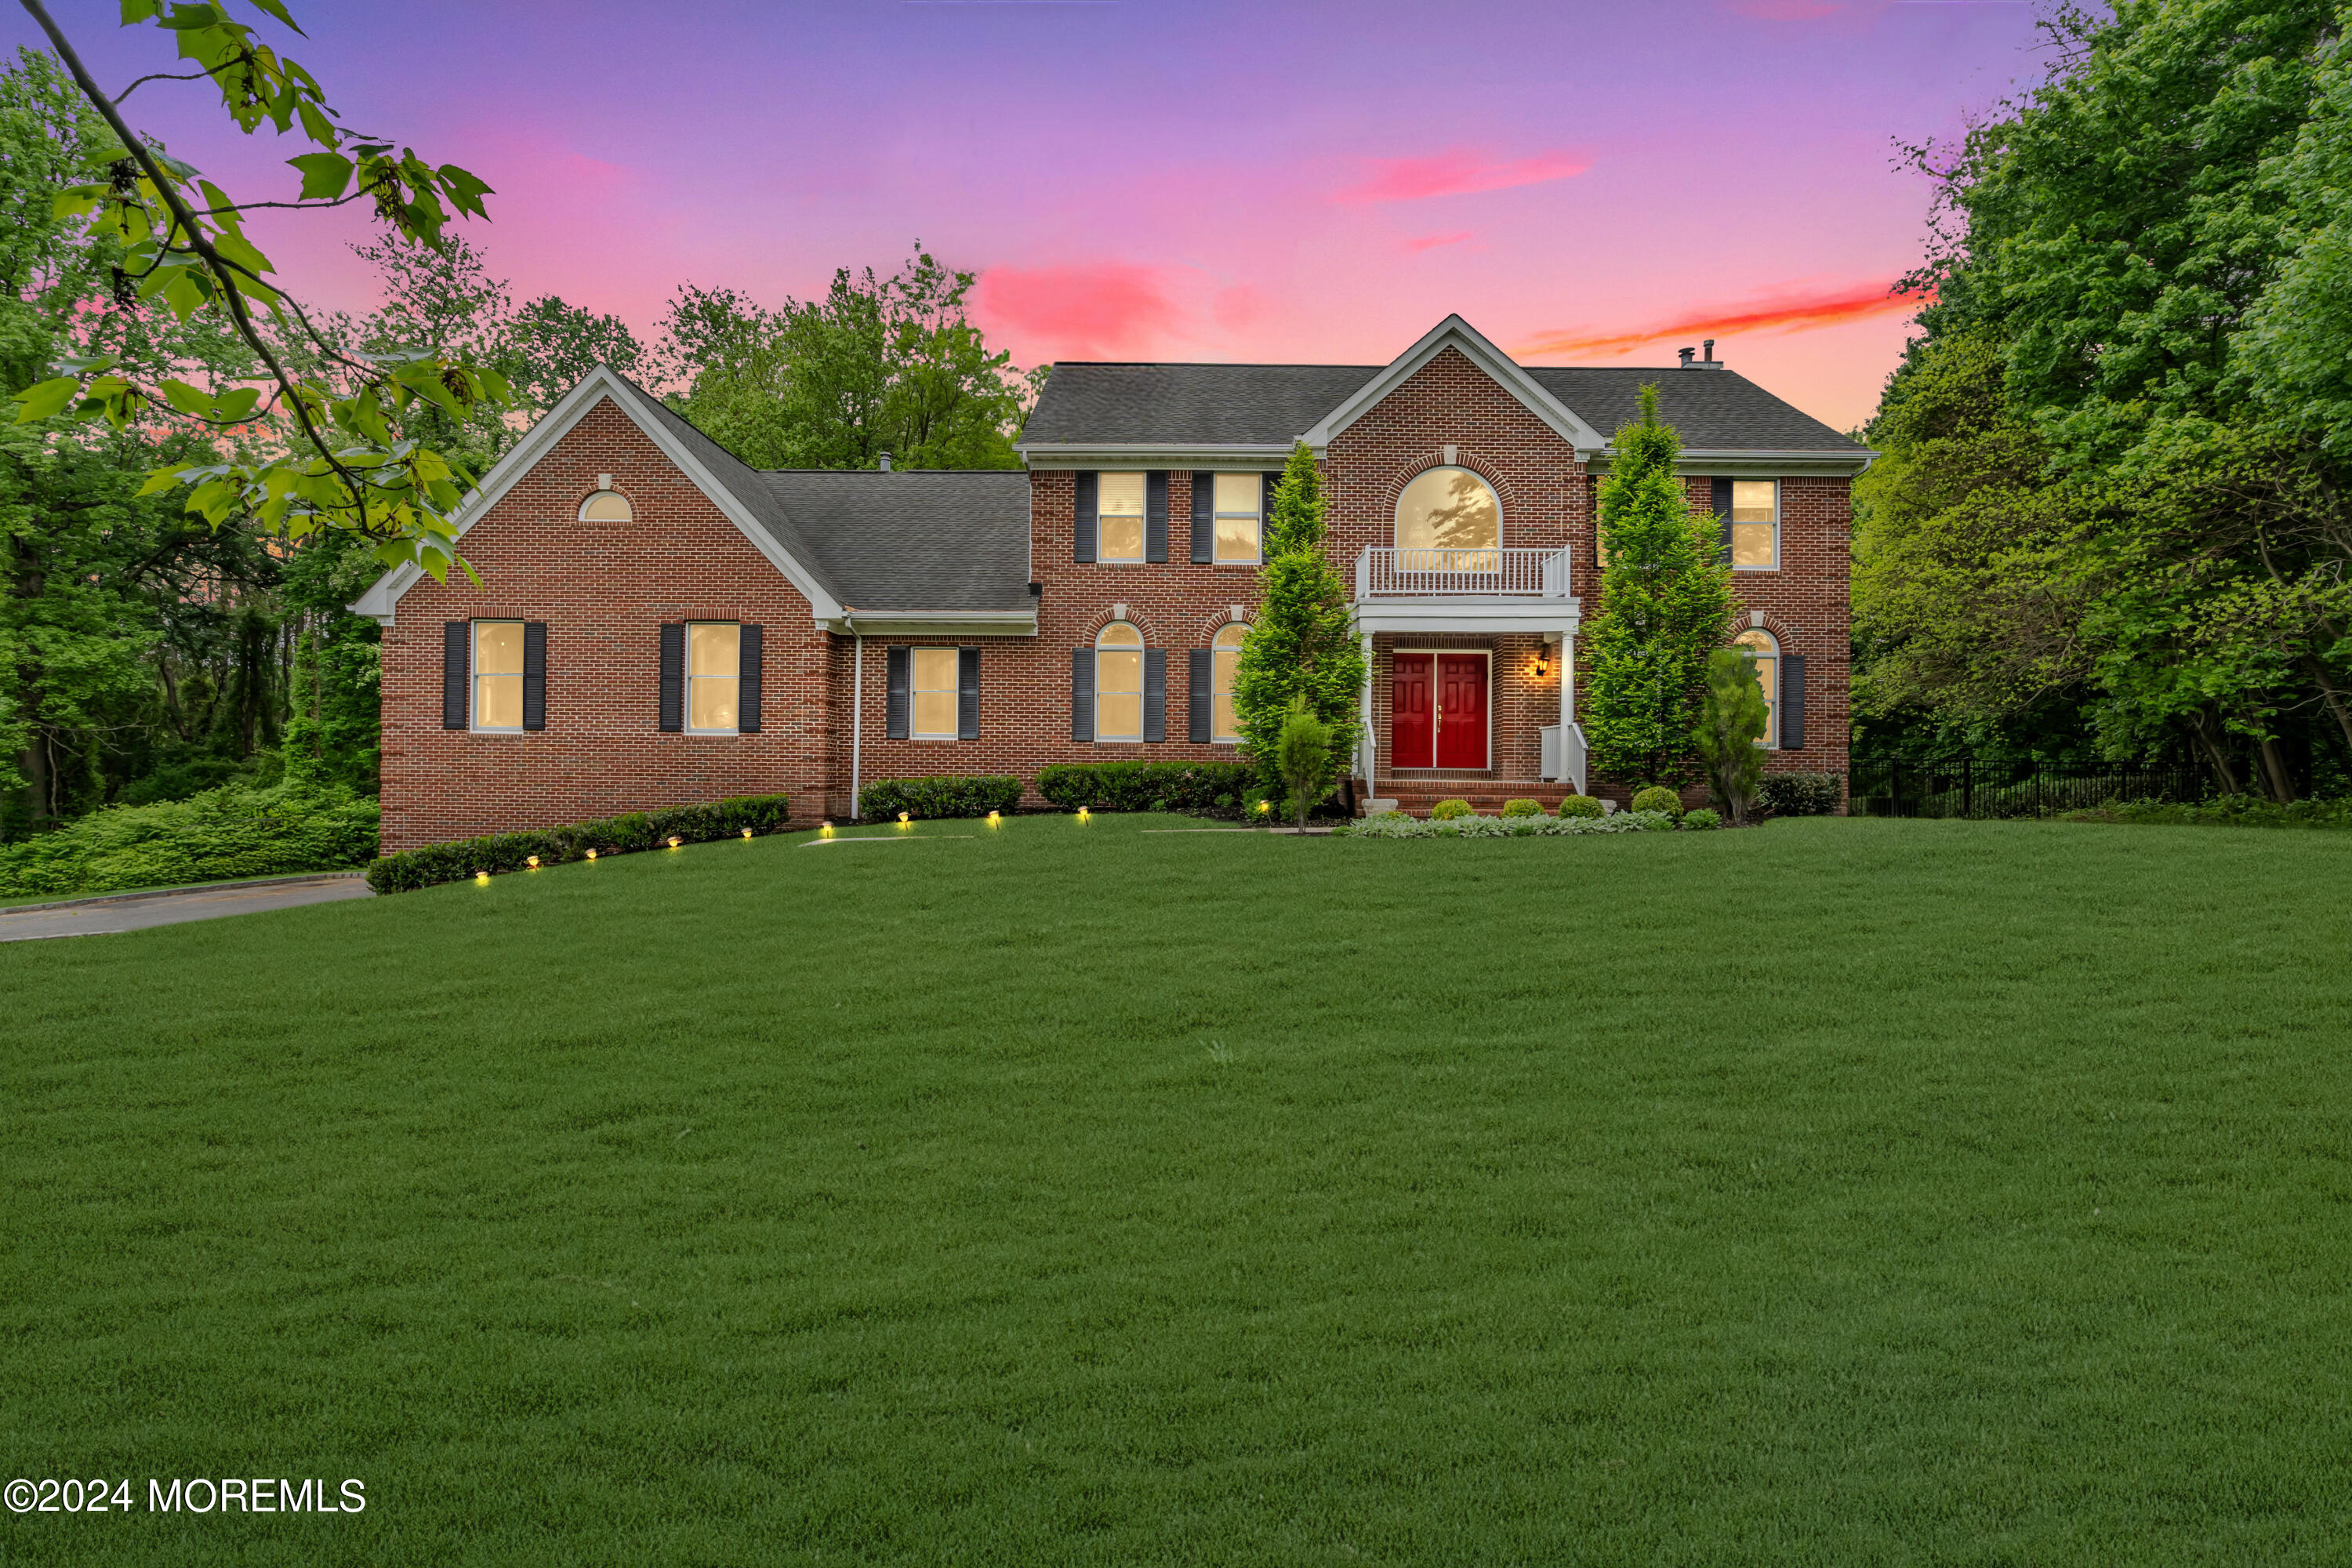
[
  {"xmin": 1023, "ymin": 361, "xmax": 1863, "ymax": 453},
  {"xmin": 624, "ymin": 379, "xmax": 1030, "ymax": 612}
]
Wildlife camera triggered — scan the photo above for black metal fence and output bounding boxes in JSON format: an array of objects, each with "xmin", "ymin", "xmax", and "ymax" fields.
[{"xmin": 1849, "ymin": 756, "xmax": 2214, "ymax": 819}]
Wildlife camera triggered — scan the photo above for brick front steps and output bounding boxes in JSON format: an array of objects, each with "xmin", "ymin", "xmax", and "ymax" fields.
[{"xmin": 1368, "ymin": 782, "xmax": 1604, "ymax": 818}]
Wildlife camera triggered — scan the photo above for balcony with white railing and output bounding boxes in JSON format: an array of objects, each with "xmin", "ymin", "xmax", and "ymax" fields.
[{"xmin": 1354, "ymin": 546, "xmax": 1571, "ymax": 600}]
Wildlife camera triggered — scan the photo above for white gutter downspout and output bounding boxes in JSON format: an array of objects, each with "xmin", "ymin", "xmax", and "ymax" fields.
[{"xmin": 848, "ymin": 617, "xmax": 863, "ymax": 822}]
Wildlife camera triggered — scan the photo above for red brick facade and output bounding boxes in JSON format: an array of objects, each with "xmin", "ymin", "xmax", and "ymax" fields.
[{"xmin": 376, "ymin": 348, "xmax": 1853, "ymax": 849}]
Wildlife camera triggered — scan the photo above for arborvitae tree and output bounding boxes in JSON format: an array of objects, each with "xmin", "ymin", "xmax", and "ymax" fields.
[
  {"xmin": 1232, "ymin": 441, "xmax": 1367, "ymax": 797},
  {"xmin": 1693, "ymin": 648, "xmax": 1768, "ymax": 824},
  {"xmin": 1581, "ymin": 387, "xmax": 1735, "ymax": 785}
]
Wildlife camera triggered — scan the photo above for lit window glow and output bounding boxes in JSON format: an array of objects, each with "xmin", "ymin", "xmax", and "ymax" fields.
[
  {"xmin": 912, "ymin": 648, "xmax": 959, "ymax": 739},
  {"xmin": 1395, "ymin": 467, "xmax": 1501, "ymax": 572},
  {"xmin": 1094, "ymin": 622, "xmax": 1143, "ymax": 742},
  {"xmin": 688, "ymin": 622, "xmax": 740, "ymax": 733},
  {"xmin": 1735, "ymin": 630, "xmax": 1779, "ymax": 748},
  {"xmin": 1098, "ymin": 473, "xmax": 1146, "ymax": 563},
  {"xmin": 1731, "ymin": 480, "xmax": 1778, "ymax": 569},
  {"xmin": 579, "ymin": 489, "xmax": 633, "ymax": 523},
  {"xmin": 473, "ymin": 620, "xmax": 524, "ymax": 731},
  {"xmin": 1212, "ymin": 622, "xmax": 1247, "ymax": 743},
  {"xmin": 1214, "ymin": 474, "xmax": 1262, "ymax": 564}
]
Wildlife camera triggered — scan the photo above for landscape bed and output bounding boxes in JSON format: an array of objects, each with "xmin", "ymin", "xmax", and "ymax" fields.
[{"xmin": 3, "ymin": 813, "xmax": 2350, "ymax": 1564}]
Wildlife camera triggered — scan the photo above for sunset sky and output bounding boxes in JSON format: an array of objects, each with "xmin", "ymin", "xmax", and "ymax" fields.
[{"xmin": 9, "ymin": 0, "xmax": 2056, "ymax": 433}]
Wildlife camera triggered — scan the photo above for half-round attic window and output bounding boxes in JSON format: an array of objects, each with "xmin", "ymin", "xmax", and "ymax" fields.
[{"xmin": 579, "ymin": 489, "xmax": 633, "ymax": 523}]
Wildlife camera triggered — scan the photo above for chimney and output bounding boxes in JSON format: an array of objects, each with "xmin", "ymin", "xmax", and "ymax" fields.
[
  {"xmin": 1703, "ymin": 338, "xmax": 1718, "ymax": 364},
  {"xmin": 878, "ymin": 452, "xmax": 892, "ymax": 472},
  {"xmin": 1678, "ymin": 347, "xmax": 1695, "ymax": 368}
]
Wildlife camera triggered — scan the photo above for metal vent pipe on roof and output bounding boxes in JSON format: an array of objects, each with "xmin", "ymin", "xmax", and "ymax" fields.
[{"xmin": 878, "ymin": 452, "xmax": 891, "ymax": 471}]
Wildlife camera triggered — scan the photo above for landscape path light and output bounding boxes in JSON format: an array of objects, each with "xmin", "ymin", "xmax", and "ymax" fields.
[
  {"xmin": 585, "ymin": 848, "xmax": 597, "ymax": 860},
  {"xmin": 474, "ymin": 871, "xmax": 490, "ymax": 884},
  {"xmin": 526, "ymin": 855, "xmax": 539, "ymax": 869},
  {"xmin": 666, "ymin": 836, "xmax": 682, "ymax": 850}
]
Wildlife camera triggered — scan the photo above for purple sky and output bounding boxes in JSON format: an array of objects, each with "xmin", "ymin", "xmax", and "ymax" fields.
[{"xmin": 12, "ymin": 0, "xmax": 2055, "ymax": 431}]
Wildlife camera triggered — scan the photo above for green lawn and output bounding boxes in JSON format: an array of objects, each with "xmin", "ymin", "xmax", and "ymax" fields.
[{"xmin": 4, "ymin": 815, "xmax": 2350, "ymax": 1565}]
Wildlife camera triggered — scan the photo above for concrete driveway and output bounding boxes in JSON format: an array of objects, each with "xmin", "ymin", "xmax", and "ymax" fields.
[{"xmin": 0, "ymin": 873, "xmax": 372, "ymax": 942}]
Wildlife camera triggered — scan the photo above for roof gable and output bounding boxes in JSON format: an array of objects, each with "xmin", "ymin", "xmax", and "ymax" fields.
[{"xmin": 1301, "ymin": 314, "xmax": 1609, "ymax": 455}]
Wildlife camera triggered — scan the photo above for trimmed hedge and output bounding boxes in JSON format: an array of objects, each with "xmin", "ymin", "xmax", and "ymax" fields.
[
  {"xmin": 1557, "ymin": 795, "xmax": 1605, "ymax": 819},
  {"xmin": 1501, "ymin": 798, "xmax": 1544, "ymax": 818},
  {"xmin": 365, "ymin": 793, "xmax": 791, "ymax": 895},
  {"xmin": 1429, "ymin": 799, "xmax": 1475, "ymax": 820},
  {"xmin": 857, "ymin": 775, "xmax": 1022, "ymax": 822},
  {"xmin": 1758, "ymin": 772, "xmax": 1844, "ymax": 818},
  {"xmin": 1682, "ymin": 808, "xmax": 1724, "ymax": 830},
  {"xmin": 1035, "ymin": 760, "xmax": 1254, "ymax": 815},
  {"xmin": 0, "ymin": 785, "xmax": 379, "ymax": 899},
  {"xmin": 1632, "ymin": 786, "xmax": 1683, "ymax": 816}
]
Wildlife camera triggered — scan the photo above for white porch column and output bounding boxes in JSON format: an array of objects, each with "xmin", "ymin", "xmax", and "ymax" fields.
[
  {"xmin": 1358, "ymin": 632, "xmax": 1376, "ymax": 780},
  {"xmin": 1559, "ymin": 627, "xmax": 1574, "ymax": 728}
]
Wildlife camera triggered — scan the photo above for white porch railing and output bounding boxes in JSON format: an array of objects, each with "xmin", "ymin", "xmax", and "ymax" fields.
[
  {"xmin": 1540, "ymin": 723, "xmax": 1589, "ymax": 795},
  {"xmin": 1355, "ymin": 546, "xmax": 1570, "ymax": 598}
]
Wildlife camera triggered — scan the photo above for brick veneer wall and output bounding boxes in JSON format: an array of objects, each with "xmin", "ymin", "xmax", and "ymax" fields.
[{"xmin": 379, "ymin": 401, "xmax": 834, "ymax": 851}]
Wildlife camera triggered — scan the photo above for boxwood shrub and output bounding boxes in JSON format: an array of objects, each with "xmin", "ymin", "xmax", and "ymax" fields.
[
  {"xmin": 856, "ymin": 775, "xmax": 1021, "ymax": 822},
  {"xmin": 1429, "ymin": 799, "xmax": 1475, "ymax": 820},
  {"xmin": 1556, "ymin": 795, "xmax": 1605, "ymax": 819},
  {"xmin": 1035, "ymin": 760, "xmax": 1254, "ymax": 815},
  {"xmin": 365, "ymin": 793, "xmax": 791, "ymax": 895},
  {"xmin": 1501, "ymin": 798, "xmax": 1544, "ymax": 818},
  {"xmin": 0, "ymin": 784, "xmax": 379, "ymax": 900},
  {"xmin": 1631, "ymin": 786, "xmax": 1683, "ymax": 816},
  {"xmin": 1757, "ymin": 772, "xmax": 1844, "ymax": 818}
]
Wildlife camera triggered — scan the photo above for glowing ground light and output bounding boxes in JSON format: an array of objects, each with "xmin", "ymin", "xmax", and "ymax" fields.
[
  {"xmin": 742, "ymin": 828, "xmax": 753, "ymax": 839},
  {"xmin": 1076, "ymin": 808, "xmax": 1091, "ymax": 822},
  {"xmin": 986, "ymin": 811, "xmax": 1000, "ymax": 826},
  {"xmin": 474, "ymin": 871, "xmax": 490, "ymax": 884},
  {"xmin": 585, "ymin": 848, "xmax": 597, "ymax": 860},
  {"xmin": 666, "ymin": 837, "xmax": 682, "ymax": 849},
  {"xmin": 821, "ymin": 822, "xmax": 834, "ymax": 836},
  {"xmin": 897, "ymin": 811, "xmax": 911, "ymax": 826},
  {"xmin": 1257, "ymin": 800, "xmax": 1272, "ymax": 815},
  {"xmin": 526, "ymin": 855, "xmax": 540, "ymax": 869}
]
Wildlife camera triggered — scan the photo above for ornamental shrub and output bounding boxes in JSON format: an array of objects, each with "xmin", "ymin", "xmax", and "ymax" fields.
[
  {"xmin": 0, "ymin": 784, "xmax": 379, "ymax": 900},
  {"xmin": 1035, "ymin": 760, "xmax": 1255, "ymax": 815},
  {"xmin": 1429, "ymin": 798, "xmax": 1475, "ymax": 820},
  {"xmin": 1693, "ymin": 648, "xmax": 1767, "ymax": 824},
  {"xmin": 365, "ymin": 793, "xmax": 790, "ymax": 895},
  {"xmin": 1556, "ymin": 795, "xmax": 1605, "ymax": 819},
  {"xmin": 1348, "ymin": 809, "xmax": 1679, "ymax": 838},
  {"xmin": 1501, "ymin": 798, "xmax": 1544, "ymax": 818},
  {"xmin": 1755, "ymin": 772, "xmax": 1844, "ymax": 818},
  {"xmin": 1632, "ymin": 785, "xmax": 1683, "ymax": 816},
  {"xmin": 857, "ymin": 775, "xmax": 1021, "ymax": 822},
  {"xmin": 1682, "ymin": 808, "xmax": 1723, "ymax": 830}
]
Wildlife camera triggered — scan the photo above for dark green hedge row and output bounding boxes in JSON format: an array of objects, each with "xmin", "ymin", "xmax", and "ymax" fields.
[
  {"xmin": 1758, "ymin": 772, "xmax": 1845, "ymax": 818},
  {"xmin": 365, "ymin": 794, "xmax": 792, "ymax": 895},
  {"xmin": 0, "ymin": 784, "xmax": 378, "ymax": 899},
  {"xmin": 1036, "ymin": 760, "xmax": 1256, "ymax": 815},
  {"xmin": 856, "ymin": 775, "xmax": 1022, "ymax": 822}
]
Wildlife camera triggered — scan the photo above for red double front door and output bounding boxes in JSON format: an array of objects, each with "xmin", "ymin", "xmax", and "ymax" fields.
[{"xmin": 1391, "ymin": 652, "xmax": 1489, "ymax": 770}]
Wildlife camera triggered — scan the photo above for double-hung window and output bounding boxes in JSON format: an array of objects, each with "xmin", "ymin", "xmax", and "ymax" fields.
[
  {"xmin": 1736, "ymin": 630, "xmax": 1778, "ymax": 747},
  {"xmin": 1730, "ymin": 480, "xmax": 1778, "ymax": 570},
  {"xmin": 473, "ymin": 620, "xmax": 524, "ymax": 731},
  {"xmin": 912, "ymin": 648, "xmax": 960, "ymax": 740},
  {"xmin": 1214, "ymin": 474, "xmax": 1263, "ymax": 564},
  {"xmin": 1094, "ymin": 622, "xmax": 1144, "ymax": 742},
  {"xmin": 1098, "ymin": 473, "xmax": 1146, "ymax": 563},
  {"xmin": 688, "ymin": 622, "xmax": 741, "ymax": 733},
  {"xmin": 1211, "ymin": 623, "xmax": 1247, "ymax": 742}
]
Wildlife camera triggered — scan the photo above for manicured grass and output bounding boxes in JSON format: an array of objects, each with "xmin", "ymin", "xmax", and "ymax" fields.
[{"xmin": 4, "ymin": 815, "xmax": 2350, "ymax": 1564}]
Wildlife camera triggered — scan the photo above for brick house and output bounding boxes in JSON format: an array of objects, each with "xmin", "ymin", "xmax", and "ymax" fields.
[{"xmin": 354, "ymin": 314, "xmax": 1869, "ymax": 850}]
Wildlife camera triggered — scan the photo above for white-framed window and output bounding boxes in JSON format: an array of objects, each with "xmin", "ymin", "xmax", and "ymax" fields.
[
  {"xmin": 1098, "ymin": 472, "xmax": 1146, "ymax": 564},
  {"xmin": 1214, "ymin": 474, "xmax": 1263, "ymax": 564},
  {"xmin": 579, "ymin": 489, "xmax": 633, "ymax": 523},
  {"xmin": 1736, "ymin": 629, "xmax": 1778, "ymax": 748},
  {"xmin": 1730, "ymin": 479, "xmax": 1778, "ymax": 570},
  {"xmin": 472, "ymin": 620, "xmax": 524, "ymax": 731},
  {"xmin": 912, "ymin": 647, "xmax": 960, "ymax": 741},
  {"xmin": 688, "ymin": 622, "xmax": 741, "ymax": 734},
  {"xmin": 1395, "ymin": 466, "xmax": 1501, "ymax": 572},
  {"xmin": 1095, "ymin": 621, "xmax": 1143, "ymax": 742},
  {"xmin": 1211, "ymin": 622, "xmax": 1247, "ymax": 742}
]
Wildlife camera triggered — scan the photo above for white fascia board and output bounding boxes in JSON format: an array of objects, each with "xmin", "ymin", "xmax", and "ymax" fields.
[
  {"xmin": 825, "ymin": 610, "xmax": 1036, "ymax": 637},
  {"xmin": 1352, "ymin": 601, "xmax": 1584, "ymax": 637},
  {"xmin": 1301, "ymin": 314, "xmax": 1609, "ymax": 455},
  {"xmin": 347, "ymin": 365, "xmax": 844, "ymax": 626},
  {"xmin": 1586, "ymin": 448, "xmax": 1878, "ymax": 478},
  {"xmin": 1018, "ymin": 443, "xmax": 1294, "ymax": 470}
]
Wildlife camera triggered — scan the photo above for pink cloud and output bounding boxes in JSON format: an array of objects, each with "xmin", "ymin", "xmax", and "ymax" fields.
[
  {"xmin": 1212, "ymin": 284, "xmax": 1268, "ymax": 332},
  {"xmin": 1404, "ymin": 230, "xmax": 1474, "ymax": 253},
  {"xmin": 1515, "ymin": 279, "xmax": 1926, "ymax": 358},
  {"xmin": 975, "ymin": 263, "xmax": 1181, "ymax": 359},
  {"xmin": 1334, "ymin": 147, "xmax": 1590, "ymax": 204}
]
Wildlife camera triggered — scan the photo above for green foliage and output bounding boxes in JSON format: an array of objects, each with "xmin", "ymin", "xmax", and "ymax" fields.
[
  {"xmin": 2060, "ymin": 794, "xmax": 2352, "ymax": 830},
  {"xmin": 1232, "ymin": 442, "xmax": 1366, "ymax": 792},
  {"xmin": 1581, "ymin": 387, "xmax": 1736, "ymax": 786},
  {"xmin": 0, "ymin": 782, "xmax": 375, "ymax": 898},
  {"xmin": 1274, "ymin": 695, "xmax": 1335, "ymax": 830},
  {"xmin": 1756, "ymin": 773, "xmax": 1845, "ymax": 819},
  {"xmin": 1681, "ymin": 808, "xmax": 1723, "ymax": 831},
  {"xmin": 654, "ymin": 249, "xmax": 1027, "ymax": 471},
  {"xmin": 1033, "ymin": 760, "xmax": 1254, "ymax": 816},
  {"xmin": 855, "ymin": 775, "xmax": 1021, "ymax": 822},
  {"xmin": 365, "ymin": 793, "xmax": 790, "ymax": 895},
  {"xmin": 1632, "ymin": 786, "xmax": 1683, "ymax": 817},
  {"xmin": 1349, "ymin": 808, "xmax": 1682, "ymax": 837},
  {"xmin": 1428, "ymin": 798, "xmax": 1475, "ymax": 821},
  {"xmin": 1556, "ymin": 794, "xmax": 1605, "ymax": 819},
  {"xmin": 1693, "ymin": 649, "xmax": 1768, "ymax": 824},
  {"xmin": 1500, "ymin": 798, "xmax": 1544, "ymax": 818}
]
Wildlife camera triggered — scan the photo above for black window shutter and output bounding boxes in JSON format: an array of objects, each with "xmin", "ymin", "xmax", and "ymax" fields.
[
  {"xmin": 1780, "ymin": 654, "xmax": 1806, "ymax": 750},
  {"xmin": 1189, "ymin": 648, "xmax": 1212, "ymax": 742},
  {"xmin": 957, "ymin": 647, "xmax": 979, "ymax": 740},
  {"xmin": 1071, "ymin": 648, "xmax": 1094, "ymax": 741},
  {"xmin": 885, "ymin": 645, "xmax": 909, "ymax": 739},
  {"xmin": 1711, "ymin": 477, "xmax": 1733, "ymax": 564},
  {"xmin": 1144, "ymin": 648, "xmax": 1167, "ymax": 742},
  {"xmin": 1145, "ymin": 470, "xmax": 1169, "ymax": 562},
  {"xmin": 442, "ymin": 622, "xmax": 467, "ymax": 729},
  {"xmin": 658, "ymin": 623, "xmax": 684, "ymax": 732},
  {"xmin": 1073, "ymin": 472, "xmax": 1098, "ymax": 563},
  {"xmin": 1190, "ymin": 471, "xmax": 1214, "ymax": 563},
  {"xmin": 739, "ymin": 623, "xmax": 763, "ymax": 732},
  {"xmin": 521, "ymin": 622, "xmax": 546, "ymax": 731}
]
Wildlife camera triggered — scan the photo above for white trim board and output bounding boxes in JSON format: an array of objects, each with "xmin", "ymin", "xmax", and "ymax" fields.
[
  {"xmin": 1301, "ymin": 314, "xmax": 1610, "ymax": 458},
  {"xmin": 348, "ymin": 365, "xmax": 846, "ymax": 626}
]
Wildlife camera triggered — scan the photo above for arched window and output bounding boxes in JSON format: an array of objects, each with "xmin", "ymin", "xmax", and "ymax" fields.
[
  {"xmin": 579, "ymin": 489, "xmax": 633, "ymax": 523},
  {"xmin": 1094, "ymin": 622, "xmax": 1143, "ymax": 742},
  {"xmin": 1211, "ymin": 622, "xmax": 1247, "ymax": 743},
  {"xmin": 1395, "ymin": 466, "xmax": 1500, "ymax": 572},
  {"xmin": 1735, "ymin": 630, "xmax": 1778, "ymax": 748}
]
